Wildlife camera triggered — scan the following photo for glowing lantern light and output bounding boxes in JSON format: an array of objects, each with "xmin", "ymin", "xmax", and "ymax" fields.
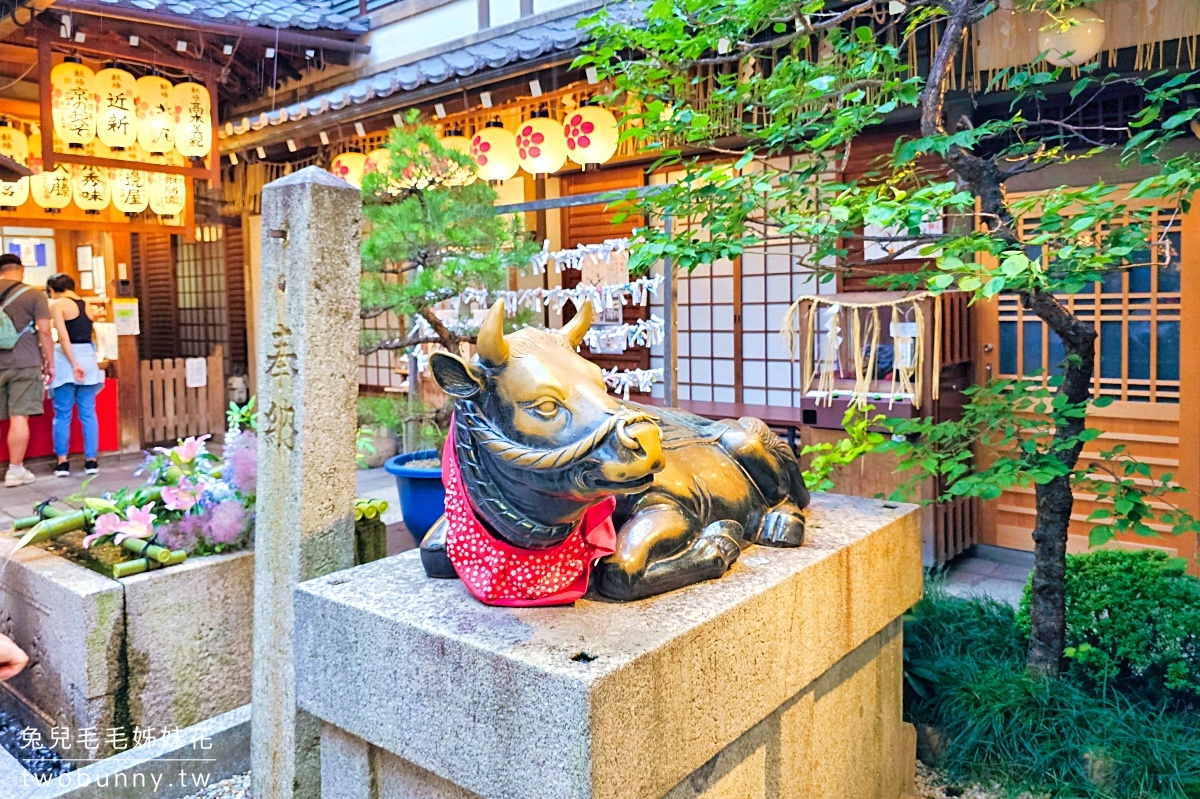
[
  {"xmin": 31, "ymin": 163, "xmax": 72, "ymax": 211},
  {"xmin": 0, "ymin": 122, "xmax": 30, "ymax": 209},
  {"xmin": 515, "ymin": 110, "xmax": 567, "ymax": 176},
  {"xmin": 1038, "ymin": 8, "xmax": 1106, "ymax": 67},
  {"xmin": 51, "ymin": 60, "xmax": 97, "ymax": 149},
  {"xmin": 439, "ymin": 129, "xmax": 475, "ymax": 185},
  {"xmin": 112, "ymin": 168, "xmax": 149, "ymax": 214},
  {"xmin": 330, "ymin": 151, "xmax": 366, "ymax": 187},
  {"xmin": 72, "ymin": 163, "xmax": 111, "ymax": 213},
  {"xmin": 364, "ymin": 147, "xmax": 390, "ymax": 175},
  {"xmin": 149, "ymin": 171, "xmax": 186, "ymax": 217},
  {"xmin": 136, "ymin": 75, "xmax": 175, "ymax": 154},
  {"xmin": 470, "ymin": 121, "xmax": 519, "ymax": 182},
  {"xmin": 563, "ymin": 105, "xmax": 619, "ymax": 169},
  {"xmin": 95, "ymin": 67, "xmax": 137, "ymax": 150},
  {"xmin": 172, "ymin": 81, "xmax": 212, "ymax": 159}
]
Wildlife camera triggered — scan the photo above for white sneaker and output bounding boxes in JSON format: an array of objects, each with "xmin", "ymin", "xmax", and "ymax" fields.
[{"xmin": 5, "ymin": 465, "xmax": 35, "ymax": 487}]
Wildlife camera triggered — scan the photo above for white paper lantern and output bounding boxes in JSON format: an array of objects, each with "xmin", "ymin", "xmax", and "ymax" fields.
[
  {"xmin": 95, "ymin": 67, "xmax": 137, "ymax": 150},
  {"xmin": 51, "ymin": 60, "xmax": 97, "ymax": 148},
  {"xmin": 515, "ymin": 112, "xmax": 567, "ymax": 176},
  {"xmin": 330, "ymin": 151, "xmax": 366, "ymax": 187},
  {"xmin": 563, "ymin": 105, "xmax": 619, "ymax": 168},
  {"xmin": 1038, "ymin": 8, "xmax": 1106, "ymax": 67},
  {"xmin": 112, "ymin": 168, "xmax": 149, "ymax": 214},
  {"xmin": 72, "ymin": 163, "xmax": 111, "ymax": 213},
  {"xmin": 470, "ymin": 122, "xmax": 519, "ymax": 182},
  {"xmin": 438, "ymin": 130, "xmax": 475, "ymax": 185},
  {"xmin": 149, "ymin": 170, "xmax": 186, "ymax": 217},
  {"xmin": 136, "ymin": 75, "xmax": 175, "ymax": 154},
  {"xmin": 31, "ymin": 163, "xmax": 72, "ymax": 211},
  {"xmin": 0, "ymin": 123, "xmax": 30, "ymax": 208},
  {"xmin": 172, "ymin": 81, "xmax": 212, "ymax": 158}
]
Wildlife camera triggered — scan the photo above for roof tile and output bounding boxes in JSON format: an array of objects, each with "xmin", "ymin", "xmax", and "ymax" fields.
[{"xmin": 98, "ymin": 0, "xmax": 366, "ymax": 32}]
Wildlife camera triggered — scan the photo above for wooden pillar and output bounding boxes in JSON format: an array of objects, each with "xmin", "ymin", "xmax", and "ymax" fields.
[{"xmin": 109, "ymin": 232, "xmax": 143, "ymax": 452}]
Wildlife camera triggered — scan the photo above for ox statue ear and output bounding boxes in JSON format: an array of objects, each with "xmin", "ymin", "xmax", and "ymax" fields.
[
  {"xmin": 560, "ymin": 301, "xmax": 593, "ymax": 349},
  {"xmin": 476, "ymin": 300, "xmax": 510, "ymax": 368},
  {"xmin": 430, "ymin": 352, "xmax": 486, "ymax": 398}
]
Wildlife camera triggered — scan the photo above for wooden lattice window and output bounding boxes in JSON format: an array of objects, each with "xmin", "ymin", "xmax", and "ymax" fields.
[
  {"xmin": 174, "ymin": 225, "xmax": 229, "ymax": 364},
  {"xmin": 996, "ymin": 205, "xmax": 1181, "ymax": 403}
]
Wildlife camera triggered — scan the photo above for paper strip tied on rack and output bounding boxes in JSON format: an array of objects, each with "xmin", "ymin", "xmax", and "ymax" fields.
[
  {"xmin": 779, "ymin": 291, "xmax": 943, "ymax": 411},
  {"xmin": 527, "ymin": 237, "xmax": 632, "ymax": 275},
  {"xmin": 439, "ymin": 275, "xmax": 663, "ymax": 317},
  {"xmin": 603, "ymin": 367, "xmax": 663, "ymax": 400},
  {"xmin": 582, "ymin": 315, "xmax": 664, "ymax": 352}
]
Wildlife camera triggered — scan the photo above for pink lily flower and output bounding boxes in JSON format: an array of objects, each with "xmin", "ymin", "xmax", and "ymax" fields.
[
  {"xmin": 82, "ymin": 512, "xmax": 122, "ymax": 549},
  {"xmin": 172, "ymin": 435, "xmax": 211, "ymax": 464},
  {"xmin": 162, "ymin": 481, "xmax": 201, "ymax": 512},
  {"xmin": 113, "ymin": 503, "xmax": 158, "ymax": 546}
]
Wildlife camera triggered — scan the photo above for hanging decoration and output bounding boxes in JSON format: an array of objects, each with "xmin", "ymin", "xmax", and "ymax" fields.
[
  {"xmin": 330, "ymin": 151, "xmax": 367, "ymax": 188},
  {"xmin": 438, "ymin": 129, "xmax": 475, "ymax": 186},
  {"xmin": 112, "ymin": 168, "xmax": 149, "ymax": 214},
  {"xmin": 445, "ymin": 274, "xmax": 662, "ymax": 317},
  {"xmin": 583, "ymin": 316, "xmax": 664, "ymax": 351},
  {"xmin": 515, "ymin": 109, "xmax": 567, "ymax": 176},
  {"xmin": 31, "ymin": 163, "xmax": 72, "ymax": 211},
  {"xmin": 136, "ymin": 75, "xmax": 175, "ymax": 154},
  {"xmin": 527, "ymin": 238, "xmax": 631, "ymax": 274},
  {"xmin": 50, "ymin": 60, "xmax": 97, "ymax": 148},
  {"xmin": 172, "ymin": 82, "xmax": 212, "ymax": 159},
  {"xmin": 149, "ymin": 170, "xmax": 186, "ymax": 217},
  {"xmin": 603, "ymin": 367, "xmax": 663, "ymax": 400},
  {"xmin": 72, "ymin": 163, "xmax": 111, "ymax": 213},
  {"xmin": 94, "ymin": 67, "xmax": 137, "ymax": 150},
  {"xmin": 780, "ymin": 292, "xmax": 942, "ymax": 410},
  {"xmin": 470, "ymin": 121, "xmax": 519, "ymax": 182},
  {"xmin": 563, "ymin": 105, "xmax": 619, "ymax": 168},
  {"xmin": 1038, "ymin": 8, "xmax": 1106, "ymax": 67},
  {"xmin": 0, "ymin": 123, "xmax": 30, "ymax": 208}
]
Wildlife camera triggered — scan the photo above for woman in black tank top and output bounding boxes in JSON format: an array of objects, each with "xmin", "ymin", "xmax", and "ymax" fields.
[{"xmin": 46, "ymin": 273, "xmax": 104, "ymax": 476}]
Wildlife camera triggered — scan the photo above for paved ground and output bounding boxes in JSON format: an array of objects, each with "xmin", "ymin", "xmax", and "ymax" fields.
[
  {"xmin": 940, "ymin": 545, "xmax": 1034, "ymax": 607},
  {"xmin": 0, "ymin": 453, "xmax": 418, "ymax": 555}
]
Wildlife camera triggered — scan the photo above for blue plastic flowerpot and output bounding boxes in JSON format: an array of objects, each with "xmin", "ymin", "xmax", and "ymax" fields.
[{"xmin": 384, "ymin": 450, "xmax": 445, "ymax": 544}]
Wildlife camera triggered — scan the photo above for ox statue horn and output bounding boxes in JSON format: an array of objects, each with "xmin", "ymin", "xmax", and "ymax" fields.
[
  {"xmin": 476, "ymin": 300, "xmax": 510, "ymax": 367},
  {"xmin": 560, "ymin": 301, "xmax": 593, "ymax": 349}
]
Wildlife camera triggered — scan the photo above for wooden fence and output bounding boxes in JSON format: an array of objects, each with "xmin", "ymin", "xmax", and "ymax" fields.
[{"xmin": 139, "ymin": 346, "xmax": 226, "ymax": 446}]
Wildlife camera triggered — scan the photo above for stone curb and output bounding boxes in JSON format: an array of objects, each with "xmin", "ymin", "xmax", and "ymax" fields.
[
  {"xmin": 1, "ymin": 741, "xmax": 33, "ymax": 799},
  {"xmin": 20, "ymin": 705, "xmax": 250, "ymax": 799}
]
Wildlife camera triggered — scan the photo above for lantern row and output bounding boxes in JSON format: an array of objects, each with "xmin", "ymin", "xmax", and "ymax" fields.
[
  {"xmin": 50, "ymin": 60, "xmax": 212, "ymax": 159},
  {"xmin": 0, "ymin": 123, "xmax": 186, "ymax": 216},
  {"xmin": 328, "ymin": 106, "xmax": 620, "ymax": 187}
]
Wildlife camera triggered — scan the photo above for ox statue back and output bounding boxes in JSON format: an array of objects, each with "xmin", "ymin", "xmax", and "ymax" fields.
[{"xmin": 421, "ymin": 300, "xmax": 809, "ymax": 603}]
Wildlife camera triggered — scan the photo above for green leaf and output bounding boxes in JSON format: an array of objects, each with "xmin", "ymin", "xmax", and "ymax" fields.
[{"xmin": 1088, "ymin": 526, "xmax": 1115, "ymax": 548}]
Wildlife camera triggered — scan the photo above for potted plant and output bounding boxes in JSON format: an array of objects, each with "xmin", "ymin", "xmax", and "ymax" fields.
[
  {"xmin": 359, "ymin": 116, "xmax": 538, "ymax": 542},
  {"xmin": 356, "ymin": 394, "xmax": 402, "ymax": 469}
]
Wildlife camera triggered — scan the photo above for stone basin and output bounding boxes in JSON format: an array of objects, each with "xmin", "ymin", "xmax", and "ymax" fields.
[{"xmin": 0, "ymin": 539, "xmax": 252, "ymax": 761}]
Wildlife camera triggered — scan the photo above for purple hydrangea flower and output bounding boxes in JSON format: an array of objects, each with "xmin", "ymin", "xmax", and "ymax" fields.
[
  {"xmin": 205, "ymin": 500, "xmax": 249, "ymax": 545},
  {"xmin": 224, "ymin": 432, "xmax": 257, "ymax": 497},
  {"xmin": 157, "ymin": 513, "xmax": 206, "ymax": 552}
]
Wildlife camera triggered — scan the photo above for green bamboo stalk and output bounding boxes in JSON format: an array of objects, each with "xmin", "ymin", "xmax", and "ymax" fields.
[
  {"xmin": 118, "ymin": 537, "xmax": 175, "ymax": 564},
  {"xmin": 112, "ymin": 549, "xmax": 187, "ymax": 579},
  {"xmin": 14, "ymin": 510, "xmax": 89, "ymax": 551},
  {"xmin": 13, "ymin": 506, "xmax": 65, "ymax": 531}
]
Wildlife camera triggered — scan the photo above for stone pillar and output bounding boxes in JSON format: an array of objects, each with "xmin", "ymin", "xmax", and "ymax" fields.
[{"xmin": 252, "ymin": 166, "xmax": 361, "ymax": 799}]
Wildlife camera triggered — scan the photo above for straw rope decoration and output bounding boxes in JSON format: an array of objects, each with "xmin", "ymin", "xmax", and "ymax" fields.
[{"xmin": 781, "ymin": 292, "xmax": 943, "ymax": 411}]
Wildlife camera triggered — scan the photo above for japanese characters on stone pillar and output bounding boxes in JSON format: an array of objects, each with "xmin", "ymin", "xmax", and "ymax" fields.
[{"xmin": 252, "ymin": 166, "xmax": 361, "ymax": 799}]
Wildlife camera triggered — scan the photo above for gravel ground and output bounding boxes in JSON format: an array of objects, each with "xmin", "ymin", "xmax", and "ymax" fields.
[
  {"xmin": 181, "ymin": 772, "xmax": 249, "ymax": 799},
  {"xmin": 915, "ymin": 762, "xmax": 1047, "ymax": 799}
]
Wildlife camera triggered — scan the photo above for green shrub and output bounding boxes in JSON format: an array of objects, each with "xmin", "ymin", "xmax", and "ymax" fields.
[
  {"xmin": 357, "ymin": 395, "xmax": 404, "ymax": 435},
  {"xmin": 1016, "ymin": 550, "xmax": 1200, "ymax": 702},
  {"xmin": 906, "ymin": 583, "xmax": 1200, "ymax": 798}
]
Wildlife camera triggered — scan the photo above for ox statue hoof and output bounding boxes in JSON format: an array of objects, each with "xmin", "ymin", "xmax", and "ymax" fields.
[{"xmin": 752, "ymin": 507, "xmax": 806, "ymax": 548}]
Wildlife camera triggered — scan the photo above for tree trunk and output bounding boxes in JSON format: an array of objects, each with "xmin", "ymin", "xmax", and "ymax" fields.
[{"xmin": 1022, "ymin": 290, "xmax": 1097, "ymax": 674}]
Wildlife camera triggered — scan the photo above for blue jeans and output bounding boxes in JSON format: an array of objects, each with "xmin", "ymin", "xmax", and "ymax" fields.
[{"xmin": 52, "ymin": 383, "xmax": 101, "ymax": 459}]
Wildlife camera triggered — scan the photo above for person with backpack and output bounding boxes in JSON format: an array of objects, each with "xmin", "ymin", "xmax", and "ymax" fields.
[
  {"xmin": 46, "ymin": 273, "xmax": 104, "ymax": 476},
  {"xmin": 0, "ymin": 253, "xmax": 54, "ymax": 486}
]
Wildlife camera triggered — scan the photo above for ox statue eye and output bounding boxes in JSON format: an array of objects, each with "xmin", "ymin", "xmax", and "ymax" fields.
[{"xmin": 529, "ymin": 398, "xmax": 561, "ymax": 418}]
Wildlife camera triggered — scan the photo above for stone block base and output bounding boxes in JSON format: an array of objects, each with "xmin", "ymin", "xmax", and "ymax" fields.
[
  {"xmin": 0, "ymin": 541, "xmax": 253, "ymax": 759},
  {"xmin": 297, "ymin": 494, "xmax": 923, "ymax": 799}
]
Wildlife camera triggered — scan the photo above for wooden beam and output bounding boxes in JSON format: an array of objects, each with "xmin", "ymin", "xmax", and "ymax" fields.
[
  {"xmin": 29, "ymin": 25, "xmax": 220, "ymax": 78},
  {"xmin": 0, "ymin": 0, "xmax": 56, "ymax": 40}
]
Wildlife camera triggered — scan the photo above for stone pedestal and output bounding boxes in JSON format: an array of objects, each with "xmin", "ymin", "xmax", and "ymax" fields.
[{"xmin": 295, "ymin": 493, "xmax": 923, "ymax": 799}]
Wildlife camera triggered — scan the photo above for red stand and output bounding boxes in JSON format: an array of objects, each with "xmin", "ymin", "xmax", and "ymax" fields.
[{"xmin": 0, "ymin": 380, "xmax": 120, "ymax": 461}]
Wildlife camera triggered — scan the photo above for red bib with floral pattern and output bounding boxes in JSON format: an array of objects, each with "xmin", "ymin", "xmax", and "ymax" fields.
[{"xmin": 442, "ymin": 422, "xmax": 617, "ymax": 607}]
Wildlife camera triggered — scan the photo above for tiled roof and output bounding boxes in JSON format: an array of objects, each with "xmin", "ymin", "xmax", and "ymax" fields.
[
  {"xmin": 221, "ymin": 3, "xmax": 639, "ymax": 139},
  {"xmin": 89, "ymin": 0, "xmax": 370, "ymax": 33}
]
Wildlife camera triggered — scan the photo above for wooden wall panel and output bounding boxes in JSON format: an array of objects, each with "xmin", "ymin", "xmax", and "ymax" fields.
[
  {"xmin": 131, "ymin": 232, "xmax": 180, "ymax": 361},
  {"xmin": 222, "ymin": 222, "xmax": 249, "ymax": 377}
]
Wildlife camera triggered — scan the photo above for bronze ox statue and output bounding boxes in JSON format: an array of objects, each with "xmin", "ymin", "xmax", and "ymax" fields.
[{"xmin": 421, "ymin": 300, "xmax": 809, "ymax": 602}]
